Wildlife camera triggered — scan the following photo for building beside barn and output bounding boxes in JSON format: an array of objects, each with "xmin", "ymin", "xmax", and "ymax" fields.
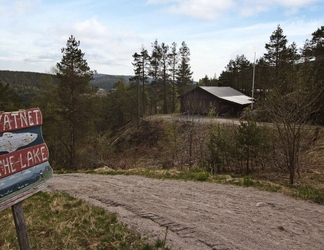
[{"xmin": 179, "ymin": 86, "xmax": 254, "ymax": 117}]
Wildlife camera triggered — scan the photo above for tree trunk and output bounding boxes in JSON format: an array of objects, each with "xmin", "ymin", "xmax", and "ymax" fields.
[{"xmin": 163, "ymin": 78, "xmax": 167, "ymax": 114}]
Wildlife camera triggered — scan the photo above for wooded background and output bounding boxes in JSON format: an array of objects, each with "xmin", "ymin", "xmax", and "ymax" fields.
[{"xmin": 0, "ymin": 25, "xmax": 323, "ymax": 185}]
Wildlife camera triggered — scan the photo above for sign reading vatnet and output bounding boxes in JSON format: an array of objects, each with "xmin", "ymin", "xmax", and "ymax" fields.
[{"xmin": 0, "ymin": 108, "xmax": 53, "ymax": 211}]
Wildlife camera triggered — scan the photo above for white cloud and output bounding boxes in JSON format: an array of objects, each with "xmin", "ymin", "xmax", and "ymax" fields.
[
  {"xmin": 168, "ymin": 0, "xmax": 235, "ymax": 20},
  {"xmin": 49, "ymin": 18, "xmax": 144, "ymax": 74},
  {"xmin": 14, "ymin": 0, "xmax": 40, "ymax": 15},
  {"xmin": 0, "ymin": 0, "xmax": 323, "ymax": 80},
  {"xmin": 0, "ymin": 0, "xmax": 41, "ymax": 17},
  {"xmin": 148, "ymin": 0, "xmax": 235, "ymax": 19},
  {"xmin": 240, "ymin": 0, "xmax": 322, "ymax": 7},
  {"xmin": 239, "ymin": 0, "xmax": 322, "ymax": 17},
  {"xmin": 272, "ymin": 0, "xmax": 320, "ymax": 7},
  {"xmin": 239, "ymin": 3, "xmax": 271, "ymax": 17},
  {"xmin": 147, "ymin": 0, "xmax": 322, "ymax": 19},
  {"xmin": 73, "ymin": 19, "xmax": 110, "ymax": 41},
  {"xmin": 146, "ymin": 0, "xmax": 175, "ymax": 3},
  {"xmin": 187, "ymin": 18, "xmax": 324, "ymax": 80}
]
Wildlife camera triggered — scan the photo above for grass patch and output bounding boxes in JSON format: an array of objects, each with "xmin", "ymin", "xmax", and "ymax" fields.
[
  {"xmin": 0, "ymin": 192, "xmax": 167, "ymax": 250},
  {"xmin": 88, "ymin": 168, "xmax": 283, "ymax": 193},
  {"xmin": 87, "ymin": 166, "xmax": 324, "ymax": 204},
  {"xmin": 291, "ymin": 186, "xmax": 324, "ymax": 204},
  {"xmin": 89, "ymin": 167, "xmax": 212, "ymax": 182},
  {"xmin": 224, "ymin": 175, "xmax": 282, "ymax": 192}
]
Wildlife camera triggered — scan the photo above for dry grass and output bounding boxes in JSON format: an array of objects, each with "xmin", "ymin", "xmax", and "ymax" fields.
[
  {"xmin": 89, "ymin": 122, "xmax": 324, "ymax": 204},
  {"xmin": 0, "ymin": 192, "xmax": 163, "ymax": 250}
]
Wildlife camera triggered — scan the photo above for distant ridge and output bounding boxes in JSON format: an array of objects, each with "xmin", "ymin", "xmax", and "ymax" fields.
[
  {"xmin": 0, "ymin": 70, "xmax": 133, "ymax": 105},
  {"xmin": 0, "ymin": 70, "xmax": 132, "ymax": 90},
  {"xmin": 91, "ymin": 74, "xmax": 133, "ymax": 90}
]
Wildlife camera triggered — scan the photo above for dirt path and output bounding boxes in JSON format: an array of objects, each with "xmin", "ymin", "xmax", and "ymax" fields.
[{"xmin": 46, "ymin": 174, "xmax": 324, "ymax": 250}]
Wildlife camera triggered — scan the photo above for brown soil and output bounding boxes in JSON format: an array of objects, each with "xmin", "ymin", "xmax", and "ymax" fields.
[{"xmin": 46, "ymin": 174, "xmax": 324, "ymax": 250}]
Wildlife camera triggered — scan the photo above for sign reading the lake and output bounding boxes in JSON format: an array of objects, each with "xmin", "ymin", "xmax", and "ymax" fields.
[{"xmin": 0, "ymin": 108, "xmax": 53, "ymax": 211}]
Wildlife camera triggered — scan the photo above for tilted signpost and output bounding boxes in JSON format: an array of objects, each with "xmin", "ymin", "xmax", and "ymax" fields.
[{"xmin": 0, "ymin": 108, "xmax": 53, "ymax": 249}]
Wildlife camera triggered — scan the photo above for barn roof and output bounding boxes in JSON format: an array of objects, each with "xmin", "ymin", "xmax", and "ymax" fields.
[{"xmin": 199, "ymin": 86, "xmax": 253, "ymax": 105}]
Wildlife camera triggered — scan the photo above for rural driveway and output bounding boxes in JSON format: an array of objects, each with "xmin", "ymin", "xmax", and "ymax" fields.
[{"xmin": 46, "ymin": 174, "xmax": 324, "ymax": 250}]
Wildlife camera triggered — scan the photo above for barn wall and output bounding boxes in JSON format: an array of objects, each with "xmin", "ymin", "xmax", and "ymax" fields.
[
  {"xmin": 179, "ymin": 88, "xmax": 248, "ymax": 116},
  {"xmin": 180, "ymin": 88, "xmax": 219, "ymax": 114}
]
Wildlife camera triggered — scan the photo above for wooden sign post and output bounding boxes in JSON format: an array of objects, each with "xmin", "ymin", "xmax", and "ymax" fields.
[
  {"xmin": 0, "ymin": 108, "xmax": 53, "ymax": 250},
  {"xmin": 12, "ymin": 202, "xmax": 31, "ymax": 250}
]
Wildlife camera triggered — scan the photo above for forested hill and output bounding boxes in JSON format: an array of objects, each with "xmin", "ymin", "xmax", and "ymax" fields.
[
  {"xmin": 92, "ymin": 74, "xmax": 132, "ymax": 90},
  {"xmin": 0, "ymin": 71, "xmax": 53, "ymax": 107},
  {"xmin": 0, "ymin": 70, "xmax": 132, "ymax": 107},
  {"xmin": 0, "ymin": 70, "xmax": 131, "ymax": 91},
  {"xmin": 0, "ymin": 70, "xmax": 51, "ymax": 90}
]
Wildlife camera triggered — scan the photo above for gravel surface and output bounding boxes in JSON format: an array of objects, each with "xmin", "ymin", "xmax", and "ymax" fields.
[{"xmin": 46, "ymin": 174, "xmax": 324, "ymax": 250}]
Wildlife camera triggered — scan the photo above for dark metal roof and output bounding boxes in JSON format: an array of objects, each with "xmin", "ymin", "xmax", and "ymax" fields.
[{"xmin": 199, "ymin": 86, "xmax": 253, "ymax": 105}]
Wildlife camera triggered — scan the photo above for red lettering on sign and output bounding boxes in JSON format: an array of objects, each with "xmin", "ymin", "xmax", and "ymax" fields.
[
  {"xmin": 0, "ymin": 143, "xmax": 49, "ymax": 179},
  {"xmin": 0, "ymin": 108, "xmax": 42, "ymax": 133}
]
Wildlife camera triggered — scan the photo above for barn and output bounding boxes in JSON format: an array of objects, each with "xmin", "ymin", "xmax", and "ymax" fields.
[{"xmin": 178, "ymin": 86, "xmax": 254, "ymax": 117}]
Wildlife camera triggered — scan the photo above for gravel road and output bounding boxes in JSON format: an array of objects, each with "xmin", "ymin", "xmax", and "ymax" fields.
[{"xmin": 46, "ymin": 174, "xmax": 324, "ymax": 250}]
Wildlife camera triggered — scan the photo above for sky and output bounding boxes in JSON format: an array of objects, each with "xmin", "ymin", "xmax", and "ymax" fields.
[{"xmin": 0, "ymin": 0, "xmax": 323, "ymax": 81}]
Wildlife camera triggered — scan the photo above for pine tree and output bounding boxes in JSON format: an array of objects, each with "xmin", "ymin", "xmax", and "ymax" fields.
[
  {"xmin": 235, "ymin": 55, "xmax": 252, "ymax": 95},
  {"xmin": 169, "ymin": 42, "xmax": 179, "ymax": 113},
  {"xmin": 264, "ymin": 25, "xmax": 288, "ymax": 89},
  {"xmin": 131, "ymin": 52, "xmax": 141, "ymax": 127},
  {"xmin": 310, "ymin": 26, "xmax": 324, "ymax": 62},
  {"xmin": 301, "ymin": 26, "xmax": 324, "ymax": 124},
  {"xmin": 220, "ymin": 55, "xmax": 251, "ymax": 93},
  {"xmin": 0, "ymin": 80, "xmax": 23, "ymax": 111},
  {"xmin": 254, "ymin": 57, "xmax": 271, "ymax": 100},
  {"xmin": 225, "ymin": 58, "xmax": 239, "ymax": 89},
  {"xmin": 176, "ymin": 41, "xmax": 193, "ymax": 96},
  {"xmin": 56, "ymin": 35, "xmax": 96, "ymax": 170},
  {"xmin": 131, "ymin": 46, "xmax": 150, "ymax": 118},
  {"xmin": 198, "ymin": 75, "xmax": 218, "ymax": 86},
  {"xmin": 199, "ymin": 75, "xmax": 211, "ymax": 86},
  {"xmin": 160, "ymin": 42, "xmax": 170, "ymax": 114},
  {"xmin": 149, "ymin": 39, "xmax": 162, "ymax": 114},
  {"xmin": 218, "ymin": 70, "xmax": 234, "ymax": 88},
  {"xmin": 105, "ymin": 78, "xmax": 137, "ymax": 128}
]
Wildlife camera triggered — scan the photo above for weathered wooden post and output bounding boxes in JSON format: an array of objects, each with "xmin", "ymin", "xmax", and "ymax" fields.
[
  {"xmin": 0, "ymin": 108, "xmax": 53, "ymax": 249},
  {"xmin": 12, "ymin": 202, "xmax": 31, "ymax": 250}
]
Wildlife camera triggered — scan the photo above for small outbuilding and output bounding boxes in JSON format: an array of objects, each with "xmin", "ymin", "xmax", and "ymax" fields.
[{"xmin": 179, "ymin": 86, "xmax": 254, "ymax": 117}]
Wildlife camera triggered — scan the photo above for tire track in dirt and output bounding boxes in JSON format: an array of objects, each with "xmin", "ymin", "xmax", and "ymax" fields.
[{"xmin": 46, "ymin": 174, "xmax": 324, "ymax": 250}]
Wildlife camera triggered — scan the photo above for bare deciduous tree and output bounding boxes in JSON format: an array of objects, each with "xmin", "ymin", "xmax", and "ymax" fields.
[{"xmin": 263, "ymin": 80, "xmax": 324, "ymax": 184}]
